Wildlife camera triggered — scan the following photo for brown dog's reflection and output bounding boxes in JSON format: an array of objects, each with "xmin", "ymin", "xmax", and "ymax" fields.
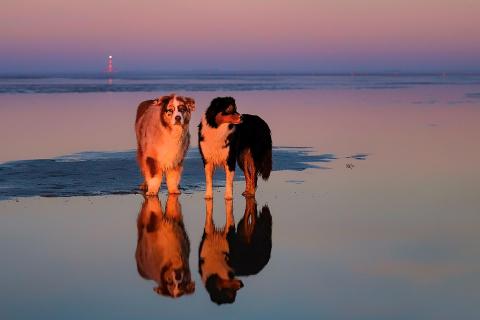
[
  {"xmin": 135, "ymin": 195, "xmax": 195, "ymax": 298},
  {"xmin": 199, "ymin": 197, "xmax": 272, "ymax": 304}
]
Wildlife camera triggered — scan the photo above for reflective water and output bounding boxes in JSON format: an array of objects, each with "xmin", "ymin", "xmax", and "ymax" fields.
[
  {"xmin": 0, "ymin": 75, "xmax": 479, "ymax": 319},
  {"xmin": 1, "ymin": 72, "xmax": 480, "ymax": 93},
  {"xmin": 0, "ymin": 147, "xmax": 336, "ymax": 200}
]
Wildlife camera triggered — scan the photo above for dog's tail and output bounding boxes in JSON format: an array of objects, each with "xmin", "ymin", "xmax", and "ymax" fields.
[
  {"xmin": 252, "ymin": 118, "xmax": 272, "ymax": 180},
  {"xmin": 254, "ymin": 143, "xmax": 272, "ymax": 180},
  {"xmin": 240, "ymin": 114, "xmax": 272, "ymax": 180}
]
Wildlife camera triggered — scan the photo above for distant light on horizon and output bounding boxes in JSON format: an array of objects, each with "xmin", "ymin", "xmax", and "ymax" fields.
[{"xmin": 107, "ymin": 55, "xmax": 113, "ymax": 73}]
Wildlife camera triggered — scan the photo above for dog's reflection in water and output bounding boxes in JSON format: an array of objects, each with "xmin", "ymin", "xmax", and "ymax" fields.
[
  {"xmin": 135, "ymin": 195, "xmax": 195, "ymax": 298},
  {"xmin": 199, "ymin": 198, "xmax": 272, "ymax": 304},
  {"xmin": 231, "ymin": 198, "xmax": 272, "ymax": 277}
]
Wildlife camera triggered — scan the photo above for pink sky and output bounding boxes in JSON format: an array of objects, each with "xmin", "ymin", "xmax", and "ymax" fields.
[{"xmin": 2, "ymin": 0, "xmax": 479, "ymax": 72}]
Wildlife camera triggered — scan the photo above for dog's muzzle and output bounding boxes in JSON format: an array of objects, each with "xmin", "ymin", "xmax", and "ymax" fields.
[
  {"xmin": 174, "ymin": 115, "xmax": 183, "ymax": 125},
  {"xmin": 232, "ymin": 113, "xmax": 242, "ymax": 124}
]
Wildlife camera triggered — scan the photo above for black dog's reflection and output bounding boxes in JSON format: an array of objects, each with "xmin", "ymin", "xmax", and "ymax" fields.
[
  {"xmin": 231, "ymin": 198, "xmax": 272, "ymax": 277},
  {"xmin": 199, "ymin": 197, "xmax": 272, "ymax": 304},
  {"xmin": 135, "ymin": 195, "xmax": 195, "ymax": 298}
]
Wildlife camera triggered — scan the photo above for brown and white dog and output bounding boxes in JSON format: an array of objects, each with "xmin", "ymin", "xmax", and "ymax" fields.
[
  {"xmin": 198, "ymin": 97, "xmax": 272, "ymax": 199},
  {"xmin": 135, "ymin": 94, "xmax": 195, "ymax": 196},
  {"xmin": 135, "ymin": 195, "xmax": 195, "ymax": 298}
]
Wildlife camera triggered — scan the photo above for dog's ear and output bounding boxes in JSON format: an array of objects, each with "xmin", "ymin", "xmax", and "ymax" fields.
[
  {"xmin": 154, "ymin": 94, "xmax": 174, "ymax": 108},
  {"xmin": 184, "ymin": 97, "xmax": 195, "ymax": 112}
]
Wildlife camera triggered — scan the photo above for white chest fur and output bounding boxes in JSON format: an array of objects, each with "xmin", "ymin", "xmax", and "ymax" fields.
[
  {"xmin": 199, "ymin": 116, "xmax": 235, "ymax": 166},
  {"xmin": 153, "ymin": 127, "xmax": 189, "ymax": 169}
]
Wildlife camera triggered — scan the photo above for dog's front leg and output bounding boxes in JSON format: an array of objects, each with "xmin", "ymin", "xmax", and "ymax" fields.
[
  {"xmin": 224, "ymin": 165, "xmax": 235, "ymax": 200},
  {"xmin": 146, "ymin": 172, "xmax": 162, "ymax": 196},
  {"xmin": 166, "ymin": 166, "xmax": 182, "ymax": 194},
  {"xmin": 204, "ymin": 162, "xmax": 214, "ymax": 199},
  {"xmin": 204, "ymin": 198, "xmax": 214, "ymax": 233},
  {"xmin": 225, "ymin": 199, "xmax": 235, "ymax": 230}
]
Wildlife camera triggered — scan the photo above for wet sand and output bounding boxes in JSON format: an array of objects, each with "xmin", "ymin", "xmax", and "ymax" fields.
[{"xmin": 1, "ymin": 81, "xmax": 480, "ymax": 319}]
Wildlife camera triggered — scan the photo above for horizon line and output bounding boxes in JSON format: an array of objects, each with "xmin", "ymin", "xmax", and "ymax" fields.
[{"xmin": 1, "ymin": 70, "xmax": 480, "ymax": 77}]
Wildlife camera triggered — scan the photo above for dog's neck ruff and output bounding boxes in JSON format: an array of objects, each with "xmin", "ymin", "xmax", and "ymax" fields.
[
  {"xmin": 200, "ymin": 231, "xmax": 232, "ymax": 282},
  {"xmin": 199, "ymin": 115, "xmax": 235, "ymax": 166}
]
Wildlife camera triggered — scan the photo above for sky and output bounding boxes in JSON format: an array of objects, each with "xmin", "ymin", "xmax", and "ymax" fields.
[{"xmin": 1, "ymin": 0, "xmax": 479, "ymax": 73}]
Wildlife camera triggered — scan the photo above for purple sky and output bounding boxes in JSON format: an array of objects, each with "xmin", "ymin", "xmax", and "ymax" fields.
[{"xmin": 2, "ymin": 0, "xmax": 479, "ymax": 73}]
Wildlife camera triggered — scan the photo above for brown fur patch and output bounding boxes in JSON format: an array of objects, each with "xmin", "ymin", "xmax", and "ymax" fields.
[
  {"xmin": 184, "ymin": 97, "xmax": 195, "ymax": 111},
  {"xmin": 136, "ymin": 99, "xmax": 155, "ymax": 123},
  {"xmin": 241, "ymin": 149, "xmax": 256, "ymax": 195},
  {"xmin": 215, "ymin": 113, "xmax": 241, "ymax": 125},
  {"xmin": 146, "ymin": 157, "xmax": 157, "ymax": 177}
]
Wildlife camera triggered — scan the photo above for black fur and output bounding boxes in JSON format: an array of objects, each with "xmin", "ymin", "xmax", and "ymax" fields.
[
  {"xmin": 197, "ymin": 122, "xmax": 206, "ymax": 165},
  {"xmin": 205, "ymin": 274, "xmax": 237, "ymax": 305},
  {"xmin": 205, "ymin": 97, "xmax": 237, "ymax": 128},
  {"xmin": 198, "ymin": 97, "xmax": 272, "ymax": 180},
  {"xmin": 197, "ymin": 201, "xmax": 272, "ymax": 305},
  {"xmin": 232, "ymin": 114, "xmax": 272, "ymax": 180},
  {"xmin": 230, "ymin": 205, "xmax": 272, "ymax": 276}
]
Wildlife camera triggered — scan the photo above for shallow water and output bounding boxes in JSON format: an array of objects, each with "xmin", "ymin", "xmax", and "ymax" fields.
[
  {"xmin": 0, "ymin": 75, "xmax": 479, "ymax": 319},
  {"xmin": 0, "ymin": 147, "xmax": 338, "ymax": 200},
  {"xmin": 1, "ymin": 73, "xmax": 479, "ymax": 94}
]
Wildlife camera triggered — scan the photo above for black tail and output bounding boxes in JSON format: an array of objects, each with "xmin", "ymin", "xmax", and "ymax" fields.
[
  {"xmin": 254, "ymin": 142, "xmax": 272, "ymax": 180},
  {"xmin": 235, "ymin": 114, "xmax": 272, "ymax": 181}
]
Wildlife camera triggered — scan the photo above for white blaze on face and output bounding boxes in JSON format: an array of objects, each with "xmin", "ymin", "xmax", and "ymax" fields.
[
  {"xmin": 171, "ymin": 97, "xmax": 185, "ymax": 126},
  {"xmin": 171, "ymin": 270, "xmax": 183, "ymax": 297}
]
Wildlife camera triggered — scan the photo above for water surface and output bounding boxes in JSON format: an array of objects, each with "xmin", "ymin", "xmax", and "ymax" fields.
[{"xmin": 0, "ymin": 74, "xmax": 479, "ymax": 319}]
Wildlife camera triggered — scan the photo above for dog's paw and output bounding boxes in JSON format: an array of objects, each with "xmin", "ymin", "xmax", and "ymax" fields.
[
  {"xmin": 145, "ymin": 190, "xmax": 158, "ymax": 196},
  {"xmin": 168, "ymin": 189, "xmax": 181, "ymax": 195},
  {"xmin": 224, "ymin": 192, "xmax": 233, "ymax": 200},
  {"xmin": 242, "ymin": 190, "xmax": 255, "ymax": 198},
  {"xmin": 204, "ymin": 193, "xmax": 213, "ymax": 199}
]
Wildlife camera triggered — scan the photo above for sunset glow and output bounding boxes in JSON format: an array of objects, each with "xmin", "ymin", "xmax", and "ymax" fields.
[{"xmin": 2, "ymin": 0, "xmax": 479, "ymax": 72}]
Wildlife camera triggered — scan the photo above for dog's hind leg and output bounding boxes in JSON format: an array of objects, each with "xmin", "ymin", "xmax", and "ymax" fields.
[
  {"xmin": 241, "ymin": 149, "xmax": 256, "ymax": 197},
  {"xmin": 166, "ymin": 166, "xmax": 182, "ymax": 195},
  {"xmin": 145, "ymin": 157, "xmax": 162, "ymax": 196}
]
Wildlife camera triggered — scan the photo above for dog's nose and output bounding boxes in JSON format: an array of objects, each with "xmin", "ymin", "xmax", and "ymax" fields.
[
  {"xmin": 175, "ymin": 115, "xmax": 181, "ymax": 122},
  {"xmin": 174, "ymin": 269, "xmax": 183, "ymax": 281}
]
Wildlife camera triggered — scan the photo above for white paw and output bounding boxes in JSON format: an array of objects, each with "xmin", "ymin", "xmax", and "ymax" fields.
[
  {"xmin": 146, "ymin": 177, "xmax": 161, "ymax": 196},
  {"xmin": 168, "ymin": 189, "xmax": 181, "ymax": 195}
]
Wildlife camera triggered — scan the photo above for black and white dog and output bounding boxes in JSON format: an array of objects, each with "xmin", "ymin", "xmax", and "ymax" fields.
[{"xmin": 198, "ymin": 97, "xmax": 272, "ymax": 199}]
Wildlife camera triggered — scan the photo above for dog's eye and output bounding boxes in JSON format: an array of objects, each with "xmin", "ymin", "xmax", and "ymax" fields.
[{"xmin": 166, "ymin": 109, "xmax": 173, "ymax": 114}]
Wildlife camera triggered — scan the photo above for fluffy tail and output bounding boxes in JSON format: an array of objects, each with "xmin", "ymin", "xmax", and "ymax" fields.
[
  {"xmin": 252, "ymin": 116, "xmax": 272, "ymax": 180},
  {"xmin": 236, "ymin": 114, "xmax": 272, "ymax": 181},
  {"xmin": 254, "ymin": 144, "xmax": 272, "ymax": 180}
]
